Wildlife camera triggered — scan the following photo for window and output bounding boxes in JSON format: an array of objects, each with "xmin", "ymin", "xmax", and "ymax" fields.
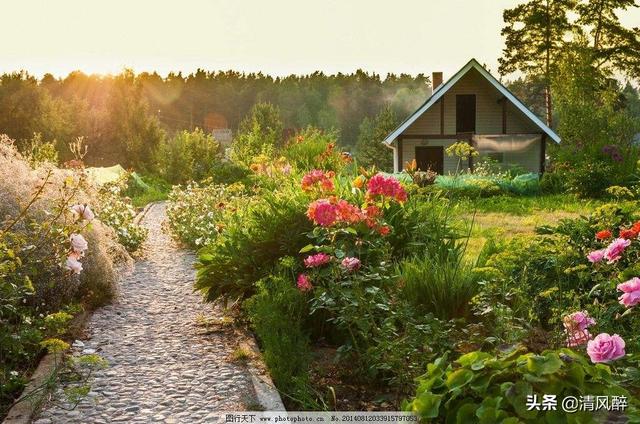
[{"xmin": 456, "ymin": 94, "xmax": 476, "ymax": 133}]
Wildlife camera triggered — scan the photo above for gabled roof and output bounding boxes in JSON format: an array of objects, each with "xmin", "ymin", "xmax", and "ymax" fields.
[{"xmin": 383, "ymin": 59, "xmax": 561, "ymax": 144}]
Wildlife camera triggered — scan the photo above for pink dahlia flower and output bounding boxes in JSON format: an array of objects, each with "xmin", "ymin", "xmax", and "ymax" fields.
[
  {"xmin": 70, "ymin": 233, "xmax": 88, "ymax": 254},
  {"xmin": 304, "ymin": 253, "xmax": 331, "ymax": 268},
  {"xmin": 586, "ymin": 333, "xmax": 626, "ymax": 363},
  {"xmin": 587, "ymin": 249, "xmax": 606, "ymax": 263},
  {"xmin": 306, "ymin": 199, "xmax": 338, "ymax": 227},
  {"xmin": 604, "ymin": 238, "xmax": 631, "ymax": 264},
  {"xmin": 341, "ymin": 257, "xmax": 361, "ymax": 272},
  {"xmin": 297, "ymin": 274, "xmax": 313, "ymax": 292},
  {"xmin": 617, "ymin": 277, "xmax": 640, "ymax": 308}
]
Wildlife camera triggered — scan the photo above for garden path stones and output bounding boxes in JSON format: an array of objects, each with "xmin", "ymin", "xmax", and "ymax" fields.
[{"xmin": 37, "ymin": 202, "xmax": 257, "ymax": 423}]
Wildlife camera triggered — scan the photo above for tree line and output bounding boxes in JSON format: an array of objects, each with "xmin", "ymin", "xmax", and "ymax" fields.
[{"xmin": 0, "ymin": 69, "xmax": 430, "ymax": 169}]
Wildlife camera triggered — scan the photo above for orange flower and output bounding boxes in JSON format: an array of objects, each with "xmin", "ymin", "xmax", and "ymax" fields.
[
  {"xmin": 632, "ymin": 221, "xmax": 640, "ymax": 233},
  {"xmin": 352, "ymin": 175, "xmax": 365, "ymax": 189},
  {"xmin": 595, "ymin": 230, "xmax": 612, "ymax": 240}
]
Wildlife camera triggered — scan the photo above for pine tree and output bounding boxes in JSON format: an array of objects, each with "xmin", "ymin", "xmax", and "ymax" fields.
[
  {"xmin": 499, "ymin": 0, "xmax": 577, "ymax": 126},
  {"xmin": 576, "ymin": 0, "xmax": 640, "ymax": 78},
  {"xmin": 355, "ymin": 107, "xmax": 398, "ymax": 171}
]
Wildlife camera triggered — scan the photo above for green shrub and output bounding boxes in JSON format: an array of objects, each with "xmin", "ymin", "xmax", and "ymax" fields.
[
  {"xmin": 97, "ymin": 179, "xmax": 148, "ymax": 252},
  {"xmin": 403, "ymin": 348, "xmax": 640, "ymax": 422},
  {"xmin": 196, "ymin": 184, "xmax": 313, "ymax": 303},
  {"xmin": 155, "ymin": 128, "xmax": 222, "ymax": 184},
  {"xmin": 565, "ymin": 161, "xmax": 616, "ymax": 198},
  {"xmin": 231, "ymin": 102, "xmax": 284, "ymax": 166},
  {"xmin": 539, "ymin": 169, "xmax": 567, "ymax": 194},
  {"xmin": 245, "ymin": 270, "xmax": 317, "ymax": 407},
  {"xmin": 209, "ymin": 161, "xmax": 252, "ymax": 185}
]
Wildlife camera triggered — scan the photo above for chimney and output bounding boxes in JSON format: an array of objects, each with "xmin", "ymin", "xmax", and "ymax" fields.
[{"xmin": 432, "ymin": 72, "xmax": 443, "ymax": 92}]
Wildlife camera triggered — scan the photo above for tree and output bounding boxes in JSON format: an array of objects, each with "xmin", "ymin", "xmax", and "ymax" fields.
[
  {"xmin": 576, "ymin": 0, "xmax": 640, "ymax": 78},
  {"xmin": 231, "ymin": 102, "xmax": 284, "ymax": 165},
  {"xmin": 499, "ymin": 0, "xmax": 577, "ymax": 126},
  {"xmin": 355, "ymin": 107, "xmax": 398, "ymax": 171}
]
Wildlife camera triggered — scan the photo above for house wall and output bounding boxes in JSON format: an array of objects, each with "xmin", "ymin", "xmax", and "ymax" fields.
[
  {"xmin": 395, "ymin": 67, "xmax": 543, "ymax": 173},
  {"xmin": 402, "ymin": 68, "xmax": 540, "ymax": 136}
]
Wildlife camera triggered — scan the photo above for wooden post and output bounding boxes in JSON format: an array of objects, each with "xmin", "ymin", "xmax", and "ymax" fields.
[
  {"xmin": 397, "ymin": 138, "xmax": 403, "ymax": 172},
  {"xmin": 540, "ymin": 134, "xmax": 547, "ymax": 174},
  {"xmin": 502, "ymin": 98, "xmax": 507, "ymax": 134}
]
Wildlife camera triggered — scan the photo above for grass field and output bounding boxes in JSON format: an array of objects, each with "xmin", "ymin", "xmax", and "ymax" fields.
[{"xmin": 454, "ymin": 194, "xmax": 605, "ymax": 259}]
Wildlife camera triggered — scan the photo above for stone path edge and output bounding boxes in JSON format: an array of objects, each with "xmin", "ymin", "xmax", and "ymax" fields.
[{"xmin": 2, "ymin": 203, "xmax": 155, "ymax": 424}]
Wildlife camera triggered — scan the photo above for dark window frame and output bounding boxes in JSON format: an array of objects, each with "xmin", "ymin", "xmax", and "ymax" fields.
[{"xmin": 456, "ymin": 94, "xmax": 476, "ymax": 133}]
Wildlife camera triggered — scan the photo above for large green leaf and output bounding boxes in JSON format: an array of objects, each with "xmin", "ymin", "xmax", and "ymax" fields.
[
  {"xmin": 527, "ymin": 353, "xmax": 563, "ymax": 375},
  {"xmin": 446, "ymin": 369, "xmax": 475, "ymax": 391},
  {"xmin": 410, "ymin": 392, "xmax": 443, "ymax": 419}
]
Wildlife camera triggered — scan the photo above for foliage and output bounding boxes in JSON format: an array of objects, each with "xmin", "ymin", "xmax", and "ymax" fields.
[
  {"xmin": 434, "ymin": 173, "xmax": 540, "ymax": 197},
  {"xmin": 167, "ymin": 181, "xmax": 248, "ymax": 248},
  {"xmin": 245, "ymin": 269, "xmax": 317, "ymax": 408},
  {"xmin": 551, "ymin": 49, "xmax": 640, "ymax": 197},
  {"xmin": 155, "ymin": 128, "xmax": 222, "ymax": 184},
  {"xmin": 196, "ymin": 183, "xmax": 313, "ymax": 302},
  {"xmin": 24, "ymin": 133, "xmax": 58, "ymax": 167},
  {"xmin": 403, "ymin": 347, "xmax": 640, "ymax": 422},
  {"xmin": 96, "ymin": 178, "xmax": 148, "ymax": 252},
  {"xmin": 231, "ymin": 102, "xmax": 284, "ymax": 166},
  {"xmin": 445, "ymin": 141, "xmax": 479, "ymax": 174},
  {"xmin": 398, "ymin": 249, "xmax": 478, "ymax": 320},
  {"xmin": 282, "ymin": 127, "xmax": 350, "ymax": 173},
  {"xmin": 355, "ymin": 106, "xmax": 397, "ymax": 171}
]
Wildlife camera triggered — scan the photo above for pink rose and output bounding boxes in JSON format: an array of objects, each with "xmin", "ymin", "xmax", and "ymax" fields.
[
  {"xmin": 604, "ymin": 238, "xmax": 631, "ymax": 264},
  {"xmin": 297, "ymin": 274, "xmax": 313, "ymax": 292},
  {"xmin": 617, "ymin": 277, "xmax": 640, "ymax": 308},
  {"xmin": 563, "ymin": 311, "xmax": 596, "ymax": 331},
  {"xmin": 70, "ymin": 233, "xmax": 88, "ymax": 254},
  {"xmin": 586, "ymin": 333, "xmax": 626, "ymax": 363},
  {"xmin": 65, "ymin": 255, "xmax": 83, "ymax": 274},
  {"xmin": 70, "ymin": 204, "xmax": 95, "ymax": 221},
  {"xmin": 304, "ymin": 253, "xmax": 331, "ymax": 268},
  {"xmin": 341, "ymin": 257, "xmax": 361, "ymax": 272},
  {"xmin": 565, "ymin": 329, "xmax": 592, "ymax": 347},
  {"xmin": 587, "ymin": 249, "xmax": 606, "ymax": 263}
]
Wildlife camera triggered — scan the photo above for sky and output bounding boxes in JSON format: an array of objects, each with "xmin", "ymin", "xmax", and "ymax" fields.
[{"xmin": 2, "ymin": 0, "xmax": 640, "ymax": 80}]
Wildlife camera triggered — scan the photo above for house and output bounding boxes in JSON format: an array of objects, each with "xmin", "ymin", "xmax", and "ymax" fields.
[{"xmin": 383, "ymin": 59, "xmax": 560, "ymax": 174}]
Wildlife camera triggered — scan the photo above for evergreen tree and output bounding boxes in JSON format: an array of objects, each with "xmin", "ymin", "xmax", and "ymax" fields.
[
  {"xmin": 231, "ymin": 102, "xmax": 284, "ymax": 165},
  {"xmin": 576, "ymin": 0, "xmax": 640, "ymax": 78},
  {"xmin": 499, "ymin": 0, "xmax": 577, "ymax": 126},
  {"xmin": 355, "ymin": 107, "xmax": 398, "ymax": 171}
]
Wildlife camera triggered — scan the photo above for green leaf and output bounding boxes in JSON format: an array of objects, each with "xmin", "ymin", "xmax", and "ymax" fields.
[
  {"xmin": 410, "ymin": 392, "xmax": 442, "ymax": 419},
  {"xmin": 457, "ymin": 351, "xmax": 493, "ymax": 369},
  {"xmin": 298, "ymin": 244, "xmax": 315, "ymax": 253},
  {"xmin": 446, "ymin": 369, "xmax": 475, "ymax": 391},
  {"xmin": 334, "ymin": 249, "xmax": 345, "ymax": 259},
  {"xmin": 456, "ymin": 403, "xmax": 478, "ymax": 424},
  {"xmin": 527, "ymin": 352, "xmax": 562, "ymax": 375}
]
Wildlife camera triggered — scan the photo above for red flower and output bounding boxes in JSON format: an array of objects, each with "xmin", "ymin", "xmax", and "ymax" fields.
[
  {"xmin": 366, "ymin": 174, "xmax": 407, "ymax": 203},
  {"xmin": 620, "ymin": 228, "xmax": 638, "ymax": 239},
  {"xmin": 595, "ymin": 230, "xmax": 612, "ymax": 240},
  {"xmin": 378, "ymin": 225, "xmax": 391, "ymax": 236}
]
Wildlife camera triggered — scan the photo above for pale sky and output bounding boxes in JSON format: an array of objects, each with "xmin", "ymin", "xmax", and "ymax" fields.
[{"xmin": 3, "ymin": 0, "xmax": 640, "ymax": 79}]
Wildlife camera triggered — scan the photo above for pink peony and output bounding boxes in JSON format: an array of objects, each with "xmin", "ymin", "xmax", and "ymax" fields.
[
  {"xmin": 586, "ymin": 333, "xmax": 626, "ymax": 363},
  {"xmin": 587, "ymin": 249, "xmax": 606, "ymax": 263},
  {"xmin": 297, "ymin": 274, "xmax": 313, "ymax": 292},
  {"xmin": 604, "ymin": 238, "xmax": 631, "ymax": 264},
  {"xmin": 65, "ymin": 254, "xmax": 83, "ymax": 274},
  {"xmin": 563, "ymin": 311, "xmax": 596, "ymax": 331},
  {"xmin": 70, "ymin": 233, "xmax": 88, "ymax": 254},
  {"xmin": 304, "ymin": 253, "xmax": 331, "ymax": 268},
  {"xmin": 366, "ymin": 174, "xmax": 407, "ymax": 203},
  {"xmin": 617, "ymin": 277, "xmax": 640, "ymax": 308},
  {"xmin": 70, "ymin": 204, "xmax": 95, "ymax": 221},
  {"xmin": 306, "ymin": 199, "xmax": 338, "ymax": 227},
  {"xmin": 341, "ymin": 257, "xmax": 361, "ymax": 272}
]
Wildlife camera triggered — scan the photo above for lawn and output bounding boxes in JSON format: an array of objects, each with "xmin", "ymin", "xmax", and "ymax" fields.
[{"xmin": 453, "ymin": 194, "xmax": 606, "ymax": 259}]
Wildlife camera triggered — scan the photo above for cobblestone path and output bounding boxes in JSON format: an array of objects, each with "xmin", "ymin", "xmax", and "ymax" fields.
[{"xmin": 36, "ymin": 203, "xmax": 257, "ymax": 423}]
